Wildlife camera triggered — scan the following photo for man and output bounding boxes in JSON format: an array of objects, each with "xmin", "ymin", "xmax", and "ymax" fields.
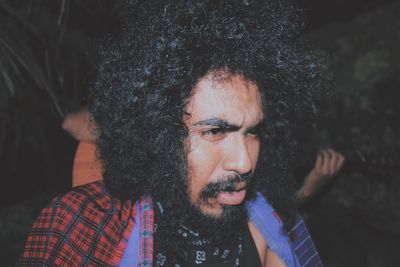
[{"xmin": 19, "ymin": 1, "xmax": 327, "ymax": 266}]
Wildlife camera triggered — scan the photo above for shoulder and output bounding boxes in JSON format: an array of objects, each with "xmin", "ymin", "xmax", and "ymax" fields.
[
  {"xmin": 53, "ymin": 181, "xmax": 114, "ymax": 213},
  {"xmin": 35, "ymin": 181, "xmax": 115, "ymax": 224},
  {"xmin": 18, "ymin": 181, "xmax": 134, "ymax": 266},
  {"xmin": 248, "ymin": 193, "xmax": 323, "ymax": 267}
]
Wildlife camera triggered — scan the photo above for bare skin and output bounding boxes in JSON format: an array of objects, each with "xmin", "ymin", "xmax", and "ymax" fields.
[
  {"xmin": 62, "ymin": 110, "xmax": 97, "ymax": 143},
  {"xmin": 184, "ymin": 73, "xmax": 264, "ymax": 217},
  {"xmin": 66, "ymin": 74, "xmax": 335, "ymax": 265},
  {"xmin": 63, "ymin": 110, "xmax": 345, "ymax": 204},
  {"xmin": 185, "ymin": 73, "xmax": 286, "ymax": 266},
  {"xmin": 297, "ymin": 148, "xmax": 345, "ymax": 202},
  {"xmin": 249, "ymin": 221, "xmax": 286, "ymax": 266}
]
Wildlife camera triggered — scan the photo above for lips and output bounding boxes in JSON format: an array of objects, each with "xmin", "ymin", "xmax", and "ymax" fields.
[
  {"xmin": 200, "ymin": 177, "xmax": 250, "ymax": 204},
  {"xmin": 216, "ymin": 184, "xmax": 247, "ymax": 205}
]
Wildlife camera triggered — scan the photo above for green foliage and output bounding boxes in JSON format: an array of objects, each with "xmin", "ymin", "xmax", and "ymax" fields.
[{"xmin": 0, "ymin": 0, "xmax": 124, "ymax": 164}]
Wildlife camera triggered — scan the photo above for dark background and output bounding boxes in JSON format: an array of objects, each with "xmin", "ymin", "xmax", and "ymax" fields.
[{"xmin": 0, "ymin": 0, "xmax": 399, "ymax": 266}]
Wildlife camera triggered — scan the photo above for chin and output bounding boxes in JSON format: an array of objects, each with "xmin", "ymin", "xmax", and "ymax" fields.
[{"xmin": 199, "ymin": 206, "xmax": 224, "ymax": 219}]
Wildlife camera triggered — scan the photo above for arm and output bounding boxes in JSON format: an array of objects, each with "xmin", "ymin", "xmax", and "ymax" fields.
[
  {"xmin": 62, "ymin": 110, "xmax": 97, "ymax": 143},
  {"xmin": 297, "ymin": 149, "xmax": 345, "ymax": 202}
]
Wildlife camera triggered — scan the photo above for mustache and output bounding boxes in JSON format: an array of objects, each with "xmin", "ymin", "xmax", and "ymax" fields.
[{"xmin": 200, "ymin": 172, "xmax": 253, "ymax": 200}]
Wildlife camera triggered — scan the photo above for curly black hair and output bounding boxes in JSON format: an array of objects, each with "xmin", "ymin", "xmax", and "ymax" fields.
[{"xmin": 89, "ymin": 0, "xmax": 326, "ymax": 233}]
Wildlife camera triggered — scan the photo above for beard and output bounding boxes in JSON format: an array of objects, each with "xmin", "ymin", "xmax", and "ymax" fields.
[
  {"xmin": 187, "ymin": 172, "xmax": 257, "ymax": 244},
  {"xmin": 151, "ymin": 171, "xmax": 258, "ymax": 263}
]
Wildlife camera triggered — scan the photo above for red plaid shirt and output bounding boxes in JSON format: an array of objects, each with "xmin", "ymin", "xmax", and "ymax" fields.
[
  {"xmin": 18, "ymin": 181, "xmax": 140, "ymax": 266},
  {"xmin": 19, "ymin": 182, "xmax": 322, "ymax": 266}
]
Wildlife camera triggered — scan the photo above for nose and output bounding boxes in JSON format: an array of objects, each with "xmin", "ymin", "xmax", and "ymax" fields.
[{"xmin": 222, "ymin": 134, "xmax": 253, "ymax": 175}]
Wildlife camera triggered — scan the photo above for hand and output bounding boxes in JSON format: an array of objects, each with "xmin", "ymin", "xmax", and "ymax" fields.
[{"xmin": 298, "ymin": 149, "xmax": 345, "ymax": 201}]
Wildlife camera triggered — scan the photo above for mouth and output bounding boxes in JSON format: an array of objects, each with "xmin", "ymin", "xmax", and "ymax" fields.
[
  {"xmin": 216, "ymin": 183, "xmax": 247, "ymax": 205},
  {"xmin": 200, "ymin": 175, "xmax": 252, "ymax": 206}
]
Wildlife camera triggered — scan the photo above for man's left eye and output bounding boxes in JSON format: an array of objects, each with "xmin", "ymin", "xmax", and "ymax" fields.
[{"xmin": 246, "ymin": 129, "xmax": 260, "ymax": 138}]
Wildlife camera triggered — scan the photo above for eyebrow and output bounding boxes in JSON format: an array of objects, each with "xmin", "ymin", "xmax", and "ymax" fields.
[
  {"xmin": 245, "ymin": 121, "xmax": 264, "ymax": 134},
  {"xmin": 193, "ymin": 117, "xmax": 263, "ymax": 132},
  {"xmin": 193, "ymin": 118, "xmax": 241, "ymax": 131}
]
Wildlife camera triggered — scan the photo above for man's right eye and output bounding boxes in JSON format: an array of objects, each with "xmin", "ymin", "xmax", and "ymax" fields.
[
  {"xmin": 203, "ymin": 128, "xmax": 225, "ymax": 136},
  {"xmin": 201, "ymin": 128, "xmax": 226, "ymax": 140}
]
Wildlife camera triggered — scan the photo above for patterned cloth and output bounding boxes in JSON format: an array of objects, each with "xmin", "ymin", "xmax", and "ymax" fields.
[
  {"xmin": 152, "ymin": 202, "xmax": 246, "ymax": 267},
  {"xmin": 18, "ymin": 182, "xmax": 136, "ymax": 266},
  {"xmin": 18, "ymin": 182, "xmax": 323, "ymax": 266},
  {"xmin": 246, "ymin": 193, "xmax": 324, "ymax": 267}
]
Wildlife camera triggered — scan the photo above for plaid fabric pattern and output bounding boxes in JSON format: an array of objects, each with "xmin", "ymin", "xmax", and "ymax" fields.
[
  {"xmin": 18, "ymin": 182, "xmax": 137, "ymax": 266},
  {"xmin": 19, "ymin": 181, "xmax": 322, "ymax": 266},
  {"xmin": 138, "ymin": 196, "xmax": 154, "ymax": 267}
]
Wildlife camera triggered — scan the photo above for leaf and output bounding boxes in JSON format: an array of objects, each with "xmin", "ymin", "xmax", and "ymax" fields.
[
  {"xmin": 57, "ymin": 0, "xmax": 70, "ymax": 45},
  {"xmin": 0, "ymin": 35, "xmax": 63, "ymax": 117},
  {"xmin": 0, "ymin": 2, "xmax": 46, "ymax": 46},
  {"xmin": 0, "ymin": 59, "xmax": 15, "ymax": 97},
  {"xmin": 0, "ymin": 114, "xmax": 6, "ymax": 160}
]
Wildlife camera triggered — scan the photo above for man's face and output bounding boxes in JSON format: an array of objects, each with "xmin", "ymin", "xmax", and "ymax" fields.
[{"xmin": 185, "ymin": 73, "xmax": 264, "ymax": 218}]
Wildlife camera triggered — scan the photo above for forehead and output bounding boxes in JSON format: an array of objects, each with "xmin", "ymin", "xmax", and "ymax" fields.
[{"xmin": 185, "ymin": 74, "xmax": 264, "ymax": 125}]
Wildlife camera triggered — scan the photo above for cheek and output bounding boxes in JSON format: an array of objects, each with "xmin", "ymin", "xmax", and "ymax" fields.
[
  {"xmin": 187, "ymin": 137, "xmax": 222, "ymax": 200},
  {"xmin": 249, "ymin": 139, "xmax": 261, "ymax": 168}
]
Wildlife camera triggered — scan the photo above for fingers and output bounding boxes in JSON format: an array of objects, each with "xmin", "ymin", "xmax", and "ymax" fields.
[
  {"xmin": 315, "ymin": 149, "xmax": 345, "ymax": 176},
  {"xmin": 314, "ymin": 151, "xmax": 323, "ymax": 170},
  {"xmin": 301, "ymin": 148, "xmax": 345, "ymax": 200},
  {"xmin": 328, "ymin": 149, "xmax": 338, "ymax": 175},
  {"xmin": 335, "ymin": 151, "xmax": 345, "ymax": 172},
  {"xmin": 321, "ymin": 149, "xmax": 331, "ymax": 175}
]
